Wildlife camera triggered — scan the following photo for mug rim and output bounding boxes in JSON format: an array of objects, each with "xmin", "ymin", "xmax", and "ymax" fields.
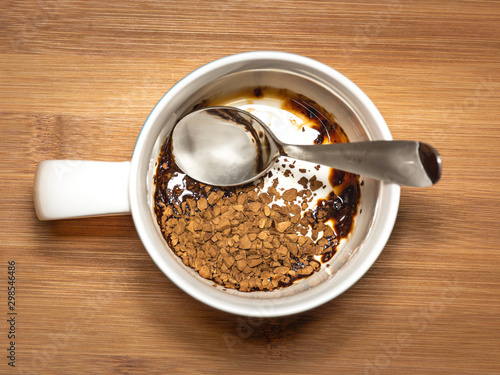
[{"xmin": 129, "ymin": 51, "xmax": 401, "ymax": 317}]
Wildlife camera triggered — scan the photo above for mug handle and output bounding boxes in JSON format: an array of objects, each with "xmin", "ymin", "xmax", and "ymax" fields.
[{"xmin": 34, "ymin": 160, "xmax": 131, "ymax": 220}]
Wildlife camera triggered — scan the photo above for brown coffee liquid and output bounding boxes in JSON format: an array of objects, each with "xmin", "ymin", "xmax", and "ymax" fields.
[{"xmin": 153, "ymin": 87, "xmax": 360, "ymax": 292}]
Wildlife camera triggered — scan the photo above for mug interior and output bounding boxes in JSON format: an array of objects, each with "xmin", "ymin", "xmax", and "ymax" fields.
[{"xmin": 130, "ymin": 52, "xmax": 400, "ymax": 317}]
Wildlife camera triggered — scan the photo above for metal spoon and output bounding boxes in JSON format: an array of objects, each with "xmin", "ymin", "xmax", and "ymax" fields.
[{"xmin": 171, "ymin": 106, "xmax": 441, "ymax": 187}]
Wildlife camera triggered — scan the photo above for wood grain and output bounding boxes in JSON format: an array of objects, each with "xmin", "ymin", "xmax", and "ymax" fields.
[{"xmin": 1, "ymin": 0, "xmax": 499, "ymax": 373}]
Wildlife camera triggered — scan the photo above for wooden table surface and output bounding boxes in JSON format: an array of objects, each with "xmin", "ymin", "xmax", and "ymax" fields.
[{"xmin": 1, "ymin": 1, "xmax": 499, "ymax": 374}]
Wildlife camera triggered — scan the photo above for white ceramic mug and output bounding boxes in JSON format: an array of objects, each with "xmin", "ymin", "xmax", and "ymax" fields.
[{"xmin": 34, "ymin": 51, "xmax": 400, "ymax": 317}]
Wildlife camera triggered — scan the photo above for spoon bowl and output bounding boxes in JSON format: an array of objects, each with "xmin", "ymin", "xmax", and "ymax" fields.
[
  {"xmin": 172, "ymin": 106, "xmax": 441, "ymax": 187},
  {"xmin": 171, "ymin": 107, "xmax": 280, "ymax": 186}
]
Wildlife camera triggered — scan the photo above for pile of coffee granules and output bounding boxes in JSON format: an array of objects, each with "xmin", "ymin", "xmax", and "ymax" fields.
[{"xmin": 154, "ymin": 137, "xmax": 360, "ymax": 292}]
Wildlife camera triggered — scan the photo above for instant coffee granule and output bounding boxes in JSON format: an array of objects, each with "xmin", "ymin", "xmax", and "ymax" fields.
[{"xmin": 154, "ymin": 140, "xmax": 360, "ymax": 292}]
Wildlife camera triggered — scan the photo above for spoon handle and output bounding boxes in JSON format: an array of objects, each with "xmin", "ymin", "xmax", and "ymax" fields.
[{"xmin": 281, "ymin": 141, "xmax": 441, "ymax": 187}]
